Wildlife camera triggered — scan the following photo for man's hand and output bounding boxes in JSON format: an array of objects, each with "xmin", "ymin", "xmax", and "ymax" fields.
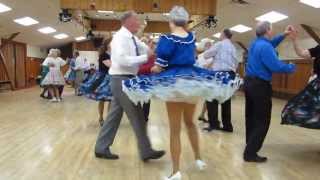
[
  {"xmin": 284, "ymin": 25, "xmax": 295, "ymax": 36},
  {"xmin": 151, "ymin": 65, "xmax": 164, "ymax": 74}
]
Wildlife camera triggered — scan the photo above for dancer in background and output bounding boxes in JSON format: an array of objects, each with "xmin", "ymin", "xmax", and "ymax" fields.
[
  {"xmin": 80, "ymin": 41, "xmax": 113, "ymax": 126},
  {"xmin": 138, "ymin": 37, "xmax": 156, "ymax": 122},
  {"xmin": 74, "ymin": 51, "xmax": 87, "ymax": 96},
  {"xmin": 122, "ymin": 6, "xmax": 242, "ymax": 179},
  {"xmin": 65, "ymin": 53, "xmax": 77, "ymax": 87},
  {"xmin": 244, "ymin": 22, "xmax": 296, "ymax": 163},
  {"xmin": 41, "ymin": 49, "xmax": 66, "ymax": 102},
  {"xmin": 202, "ymin": 29, "xmax": 239, "ymax": 133},
  {"xmin": 56, "ymin": 49, "xmax": 65, "ymax": 99},
  {"xmin": 281, "ymin": 30, "xmax": 320, "ymax": 129}
]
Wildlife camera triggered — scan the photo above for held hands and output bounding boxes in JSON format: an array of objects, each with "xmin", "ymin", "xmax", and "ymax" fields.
[
  {"xmin": 284, "ymin": 25, "xmax": 295, "ymax": 36},
  {"xmin": 151, "ymin": 65, "xmax": 164, "ymax": 74}
]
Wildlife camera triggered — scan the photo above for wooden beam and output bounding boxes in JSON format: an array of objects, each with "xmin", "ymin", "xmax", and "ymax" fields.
[
  {"xmin": 60, "ymin": 0, "xmax": 217, "ymax": 15},
  {"xmin": 0, "ymin": 32, "xmax": 20, "ymax": 50},
  {"xmin": 91, "ymin": 19, "xmax": 170, "ymax": 33},
  {"xmin": 301, "ymin": 24, "xmax": 320, "ymax": 44}
]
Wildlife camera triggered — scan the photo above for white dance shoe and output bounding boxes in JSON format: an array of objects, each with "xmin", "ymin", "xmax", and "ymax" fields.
[
  {"xmin": 195, "ymin": 160, "xmax": 207, "ymax": 170},
  {"xmin": 50, "ymin": 98, "xmax": 58, "ymax": 102},
  {"xmin": 164, "ymin": 171, "xmax": 182, "ymax": 180}
]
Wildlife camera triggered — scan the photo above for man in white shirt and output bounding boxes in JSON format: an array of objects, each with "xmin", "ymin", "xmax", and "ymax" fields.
[
  {"xmin": 95, "ymin": 11, "xmax": 165, "ymax": 161},
  {"xmin": 74, "ymin": 51, "xmax": 87, "ymax": 95},
  {"xmin": 203, "ymin": 29, "xmax": 239, "ymax": 133}
]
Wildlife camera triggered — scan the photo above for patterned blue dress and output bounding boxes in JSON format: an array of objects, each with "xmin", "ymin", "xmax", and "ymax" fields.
[
  {"xmin": 65, "ymin": 58, "xmax": 76, "ymax": 82},
  {"xmin": 281, "ymin": 45, "xmax": 320, "ymax": 129},
  {"xmin": 79, "ymin": 53, "xmax": 112, "ymax": 102},
  {"xmin": 122, "ymin": 32, "xmax": 242, "ymax": 104}
]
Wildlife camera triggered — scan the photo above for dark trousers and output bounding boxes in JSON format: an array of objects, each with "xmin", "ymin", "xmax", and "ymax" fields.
[
  {"xmin": 206, "ymin": 99, "xmax": 232, "ymax": 128},
  {"xmin": 244, "ymin": 76, "xmax": 272, "ymax": 157},
  {"xmin": 142, "ymin": 101, "xmax": 151, "ymax": 122}
]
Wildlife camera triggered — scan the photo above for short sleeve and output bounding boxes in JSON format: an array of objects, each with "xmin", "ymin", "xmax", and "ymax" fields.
[
  {"xmin": 42, "ymin": 57, "xmax": 50, "ymax": 66},
  {"xmin": 155, "ymin": 35, "xmax": 175, "ymax": 67},
  {"xmin": 309, "ymin": 45, "xmax": 320, "ymax": 58}
]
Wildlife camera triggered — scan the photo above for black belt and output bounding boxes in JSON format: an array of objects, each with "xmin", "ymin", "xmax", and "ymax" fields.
[
  {"xmin": 245, "ymin": 76, "xmax": 270, "ymax": 84},
  {"xmin": 111, "ymin": 74, "xmax": 135, "ymax": 78}
]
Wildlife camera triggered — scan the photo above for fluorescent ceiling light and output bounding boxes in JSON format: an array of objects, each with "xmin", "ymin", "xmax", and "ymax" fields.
[
  {"xmin": 38, "ymin": 27, "xmax": 56, "ymax": 34},
  {"xmin": 75, "ymin": 36, "xmax": 86, "ymax": 41},
  {"xmin": 255, "ymin": 11, "xmax": 288, "ymax": 23},
  {"xmin": 98, "ymin": 10, "xmax": 114, "ymax": 13},
  {"xmin": 14, "ymin": 17, "xmax": 39, "ymax": 26},
  {"xmin": 300, "ymin": 0, "xmax": 320, "ymax": 8},
  {"xmin": 230, "ymin": 24, "xmax": 252, "ymax": 33},
  {"xmin": 163, "ymin": 13, "xmax": 170, "ymax": 16},
  {"xmin": 0, "ymin": 3, "xmax": 12, "ymax": 13},
  {"xmin": 213, "ymin": 33, "xmax": 221, "ymax": 38},
  {"xmin": 54, "ymin": 33, "xmax": 69, "ymax": 39}
]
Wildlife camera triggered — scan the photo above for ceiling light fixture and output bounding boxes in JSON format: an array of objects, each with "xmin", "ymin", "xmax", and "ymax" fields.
[
  {"xmin": 98, "ymin": 10, "xmax": 114, "ymax": 13},
  {"xmin": 38, "ymin": 27, "xmax": 56, "ymax": 34},
  {"xmin": 230, "ymin": 24, "xmax": 252, "ymax": 33},
  {"xmin": 0, "ymin": 3, "xmax": 12, "ymax": 13},
  {"xmin": 299, "ymin": 0, "xmax": 320, "ymax": 8},
  {"xmin": 255, "ymin": 11, "xmax": 288, "ymax": 23},
  {"xmin": 54, "ymin": 33, "xmax": 69, "ymax": 39},
  {"xmin": 75, "ymin": 36, "xmax": 86, "ymax": 41},
  {"xmin": 14, "ymin": 17, "xmax": 39, "ymax": 26}
]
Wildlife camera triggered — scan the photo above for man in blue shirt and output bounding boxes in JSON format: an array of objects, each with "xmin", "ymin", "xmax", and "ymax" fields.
[{"xmin": 244, "ymin": 21, "xmax": 296, "ymax": 163}]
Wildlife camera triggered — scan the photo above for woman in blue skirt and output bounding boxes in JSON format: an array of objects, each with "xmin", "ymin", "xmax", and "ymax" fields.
[
  {"xmin": 80, "ymin": 42, "xmax": 112, "ymax": 126},
  {"xmin": 281, "ymin": 31, "xmax": 320, "ymax": 129},
  {"xmin": 122, "ymin": 6, "xmax": 242, "ymax": 180}
]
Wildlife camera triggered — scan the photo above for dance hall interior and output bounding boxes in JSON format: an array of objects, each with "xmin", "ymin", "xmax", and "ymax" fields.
[{"xmin": 0, "ymin": 0, "xmax": 319, "ymax": 180}]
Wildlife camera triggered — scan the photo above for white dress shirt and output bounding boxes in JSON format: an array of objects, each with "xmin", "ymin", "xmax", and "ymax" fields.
[
  {"xmin": 109, "ymin": 26, "xmax": 149, "ymax": 75},
  {"xmin": 74, "ymin": 56, "xmax": 87, "ymax": 70},
  {"xmin": 204, "ymin": 39, "xmax": 238, "ymax": 72}
]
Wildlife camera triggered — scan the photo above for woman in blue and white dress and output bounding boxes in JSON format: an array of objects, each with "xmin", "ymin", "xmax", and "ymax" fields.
[
  {"xmin": 80, "ymin": 43, "xmax": 112, "ymax": 126},
  {"xmin": 65, "ymin": 56, "xmax": 76, "ymax": 86},
  {"xmin": 122, "ymin": 6, "xmax": 242, "ymax": 180}
]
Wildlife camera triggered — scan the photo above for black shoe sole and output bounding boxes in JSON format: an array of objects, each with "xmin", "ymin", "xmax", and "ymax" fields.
[{"xmin": 95, "ymin": 153, "xmax": 119, "ymax": 160}]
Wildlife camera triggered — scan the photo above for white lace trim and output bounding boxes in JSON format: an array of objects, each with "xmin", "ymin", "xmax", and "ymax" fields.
[{"xmin": 161, "ymin": 33, "xmax": 196, "ymax": 44}]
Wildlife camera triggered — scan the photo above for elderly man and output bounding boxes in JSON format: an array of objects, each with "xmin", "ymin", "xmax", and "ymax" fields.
[
  {"xmin": 73, "ymin": 51, "xmax": 87, "ymax": 96},
  {"xmin": 244, "ymin": 22, "xmax": 296, "ymax": 163},
  {"xmin": 202, "ymin": 29, "xmax": 238, "ymax": 133},
  {"xmin": 94, "ymin": 11, "xmax": 165, "ymax": 161}
]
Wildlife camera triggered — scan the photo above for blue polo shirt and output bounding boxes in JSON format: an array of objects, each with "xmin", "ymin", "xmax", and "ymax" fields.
[{"xmin": 246, "ymin": 34, "xmax": 296, "ymax": 81}]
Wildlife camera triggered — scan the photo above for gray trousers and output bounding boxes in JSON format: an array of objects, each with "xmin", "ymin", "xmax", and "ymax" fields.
[{"xmin": 95, "ymin": 75, "xmax": 152, "ymax": 158}]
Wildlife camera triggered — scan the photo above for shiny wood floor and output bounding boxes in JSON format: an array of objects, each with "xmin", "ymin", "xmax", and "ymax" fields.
[{"xmin": 0, "ymin": 87, "xmax": 319, "ymax": 180}]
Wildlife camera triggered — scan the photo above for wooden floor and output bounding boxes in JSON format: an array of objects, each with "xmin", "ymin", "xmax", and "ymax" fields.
[{"xmin": 0, "ymin": 87, "xmax": 319, "ymax": 180}]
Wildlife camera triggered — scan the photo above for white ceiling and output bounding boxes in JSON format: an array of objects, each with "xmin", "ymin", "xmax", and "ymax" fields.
[
  {"xmin": 0, "ymin": 0, "xmax": 319, "ymax": 48},
  {"xmin": 0, "ymin": 0, "xmax": 85, "ymax": 48}
]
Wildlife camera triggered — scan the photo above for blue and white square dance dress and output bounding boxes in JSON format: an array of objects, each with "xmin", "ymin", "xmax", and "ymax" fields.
[
  {"xmin": 79, "ymin": 53, "xmax": 112, "ymax": 102},
  {"xmin": 122, "ymin": 32, "xmax": 243, "ymax": 104}
]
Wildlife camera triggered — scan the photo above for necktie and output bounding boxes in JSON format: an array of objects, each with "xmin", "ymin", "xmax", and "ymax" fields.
[{"xmin": 132, "ymin": 36, "xmax": 140, "ymax": 56}]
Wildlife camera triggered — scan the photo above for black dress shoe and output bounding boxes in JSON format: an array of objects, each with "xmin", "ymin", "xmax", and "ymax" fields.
[
  {"xmin": 143, "ymin": 150, "xmax": 166, "ymax": 162},
  {"xmin": 244, "ymin": 155, "xmax": 268, "ymax": 163},
  {"xmin": 203, "ymin": 126, "xmax": 221, "ymax": 132},
  {"xmin": 221, "ymin": 127, "xmax": 233, "ymax": 133},
  {"xmin": 198, "ymin": 117, "xmax": 208, "ymax": 123},
  {"xmin": 95, "ymin": 149, "xmax": 119, "ymax": 160}
]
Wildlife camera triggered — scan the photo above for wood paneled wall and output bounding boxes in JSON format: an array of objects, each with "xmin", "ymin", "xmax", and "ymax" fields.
[
  {"xmin": 25, "ymin": 57, "xmax": 42, "ymax": 87},
  {"xmin": 1, "ymin": 40, "xmax": 27, "ymax": 89},
  {"xmin": 238, "ymin": 59, "xmax": 313, "ymax": 98},
  {"xmin": 74, "ymin": 41, "xmax": 97, "ymax": 51},
  {"xmin": 60, "ymin": 0, "xmax": 217, "ymax": 15}
]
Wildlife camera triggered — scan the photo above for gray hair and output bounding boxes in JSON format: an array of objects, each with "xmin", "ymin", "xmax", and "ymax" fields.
[
  {"xmin": 256, "ymin": 21, "xmax": 272, "ymax": 37},
  {"xmin": 120, "ymin": 10, "xmax": 137, "ymax": 24},
  {"xmin": 48, "ymin": 49, "xmax": 58, "ymax": 57},
  {"xmin": 169, "ymin": 6, "xmax": 189, "ymax": 26}
]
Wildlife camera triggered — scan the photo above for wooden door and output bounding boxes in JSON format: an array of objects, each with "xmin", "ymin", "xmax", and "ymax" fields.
[
  {"xmin": 1, "ymin": 41, "xmax": 15, "ymax": 88},
  {"xmin": 14, "ymin": 43, "xmax": 26, "ymax": 89}
]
